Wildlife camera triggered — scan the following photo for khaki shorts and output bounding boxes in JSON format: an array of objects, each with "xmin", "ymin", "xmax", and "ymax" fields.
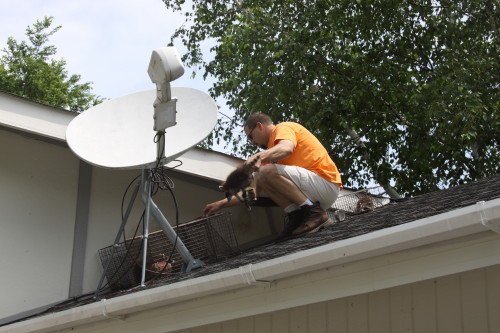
[{"xmin": 275, "ymin": 164, "xmax": 340, "ymax": 210}]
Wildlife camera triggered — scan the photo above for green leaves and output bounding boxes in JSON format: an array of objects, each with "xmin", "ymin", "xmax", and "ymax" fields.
[
  {"xmin": 0, "ymin": 16, "xmax": 104, "ymax": 112},
  {"xmin": 162, "ymin": 0, "xmax": 499, "ymax": 196}
]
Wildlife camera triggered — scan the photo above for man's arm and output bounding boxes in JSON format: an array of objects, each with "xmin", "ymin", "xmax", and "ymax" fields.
[
  {"xmin": 255, "ymin": 139, "xmax": 294, "ymax": 164},
  {"xmin": 202, "ymin": 193, "xmax": 243, "ymax": 217}
]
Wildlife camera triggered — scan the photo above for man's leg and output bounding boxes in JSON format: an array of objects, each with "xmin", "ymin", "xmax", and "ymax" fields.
[
  {"xmin": 255, "ymin": 164, "xmax": 334, "ymax": 236},
  {"xmin": 255, "ymin": 164, "xmax": 310, "ymax": 236},
  {"xmin": 272, "ymin": 165, "xmax": 340, "ymax": 235},
  {"xmin": 255, "ymin": 164, "xmax": 308, "ymax": 208},
  {"xmin": 274, "ymin": 165, "xmax": 340, "ymax": 210}
]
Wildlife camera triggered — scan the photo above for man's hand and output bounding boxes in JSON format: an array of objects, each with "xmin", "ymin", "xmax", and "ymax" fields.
[
  {"xmin": 247, "ymin": 154, "xmax": 263, "ymax": 171},
  {"xmin": 202, "ymin": 200, "xmax": 225, "ymax": 218}
]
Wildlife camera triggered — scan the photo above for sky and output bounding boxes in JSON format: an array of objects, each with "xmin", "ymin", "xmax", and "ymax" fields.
[
  {"xmin": 0, "ymin": 0, "xmax": 213, "ymax": 99},
  {"xmin": 0, "ymin": 0, "xmax": 238, "ymax": 154}
]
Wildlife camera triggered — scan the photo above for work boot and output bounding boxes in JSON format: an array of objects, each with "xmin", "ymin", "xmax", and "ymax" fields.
[
  {"xmin": 280, "ymin": 209, "xmax": 305, "ymax": 237},
  {"xmin": 292, "ymin": 202, "xmax": 333, "ymax": 235}
]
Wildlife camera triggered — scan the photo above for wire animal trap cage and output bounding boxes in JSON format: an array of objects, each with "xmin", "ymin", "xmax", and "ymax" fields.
[
  {"xmin": 332, "ymin": 186, "xmax": 390, "ymax": 215},
  {"xmin": 98, "ymin": 212, "xmax": 239, "ymax": 291},
  {"xmin": 282, "ymin": 186, "xmax": 391, "ymax": 231},
  {"xmin": 97, "ymin": 236, "xmax": 142, "ymax": 291}
]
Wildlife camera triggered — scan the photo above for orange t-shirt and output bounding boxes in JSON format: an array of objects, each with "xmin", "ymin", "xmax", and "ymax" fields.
[{"xmin": 266, "ymin": 122, "xmax": 342, "ymax": 189}]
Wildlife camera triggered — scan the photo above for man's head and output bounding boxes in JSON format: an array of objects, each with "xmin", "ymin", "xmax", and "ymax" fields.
[{"xmin": 244, "ymin": 112, "xmax": 273, "ymax": 149}]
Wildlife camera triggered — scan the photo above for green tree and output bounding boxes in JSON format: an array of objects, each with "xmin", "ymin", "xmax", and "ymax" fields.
[
  {"xmin": 162, "ymin": 0, "xmax": 499, "ymax": 197},
  {"xmin": 0, "ymin": 16, "xmax": 104, "ymax": 112}
]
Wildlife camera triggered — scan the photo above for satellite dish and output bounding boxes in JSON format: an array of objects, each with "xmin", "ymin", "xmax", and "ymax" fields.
[
  {"xmin": 73, "ymin": 47, "xmax": 213, "ymax": 290},
  {"xmin": 66, "ymin": 87, "xmax": 217, "ymax": 169}
]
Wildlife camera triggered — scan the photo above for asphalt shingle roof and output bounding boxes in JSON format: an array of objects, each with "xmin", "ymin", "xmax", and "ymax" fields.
[
  {"xmin": 17, "ymin": 174, "xmax": 500, "ymax": 320},
  {"xmin": 162, "ymin": 173, "xmax": 500, "ymax": 284}
]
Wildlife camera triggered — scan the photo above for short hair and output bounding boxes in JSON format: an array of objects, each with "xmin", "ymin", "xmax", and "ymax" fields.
[{"xmin": 244, "ymin": 112, "xmax": 273, "ymax": 129}]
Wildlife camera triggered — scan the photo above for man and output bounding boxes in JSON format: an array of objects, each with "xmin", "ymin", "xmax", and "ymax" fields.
[{"xmin": 203, "ymin": 112, "xmax": 342, "ymax": 236}]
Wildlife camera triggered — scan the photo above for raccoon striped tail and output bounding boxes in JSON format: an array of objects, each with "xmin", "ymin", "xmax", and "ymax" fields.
[{"xmin": 245, "ymin": 155, "xmax": 260, "ymax": 171}]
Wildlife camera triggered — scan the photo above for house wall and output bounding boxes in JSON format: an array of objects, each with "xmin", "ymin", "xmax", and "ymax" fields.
[
  {"xmin": 0, "ymin": 126, "xmax": 283, "ymax": 320},
  {"xmin": 0, "ymin": 129, "xmax": 79, "ymax": 319},
  {"xmin": 174, "ymin": 264, "xmax": 500, "ymax": 333},
  {"xmin": 81, "ymin": 166, "xmax": 282, "ymax": 295}
]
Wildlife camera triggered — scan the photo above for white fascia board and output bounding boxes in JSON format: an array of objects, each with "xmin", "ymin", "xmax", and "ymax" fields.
[
  {"xmin": 0, "ymin": 92, "xmax": 74, "ymax": 141},
  {"xmin": 0, "ymin": 92, "xmax": 241, "ymax": 182},
  {"xmin": 3, "ymin": 198, "xmax": 499, "ymax": 333},
  {"xmin": 165, "ymin": 148, "xmax": 243, "ymax": 182}
]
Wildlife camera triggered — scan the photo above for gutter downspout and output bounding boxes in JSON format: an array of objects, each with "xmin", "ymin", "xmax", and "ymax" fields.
[
  {"xmin": 477, "ymin": 200, "xmax": 500, "ymax": 234},
  {"xmin": 239, "ymin": 263, "xmax": 271, "ymax": 287},
  {"xmin": 3, "ymin": 198, "xmax": 500, "ymax": 333}
]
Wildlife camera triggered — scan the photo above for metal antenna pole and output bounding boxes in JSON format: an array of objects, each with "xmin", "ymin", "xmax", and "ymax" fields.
[
  {"xmin": 96, "ymin": 168, "xmax": 204, "ymax": 296},
  {"xmin": 94, "ymin": 181, "xmax": 140, "ymax": 298},
  {"xmin": 140, "ymin": 168, "xmax": 203, "ymax": 276},
  {"xmin": 139, "ymin": 169, "xmax": 152, "ymax": 286}
]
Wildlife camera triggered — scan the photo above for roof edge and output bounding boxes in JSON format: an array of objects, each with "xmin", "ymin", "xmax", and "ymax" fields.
[
  {"xmin": 3, "ymin": 198, "xmax": 500, "ymax": 333},
  {"xmin": 0, "ymin": 91, "xmax": 75, "ymax": 141}
]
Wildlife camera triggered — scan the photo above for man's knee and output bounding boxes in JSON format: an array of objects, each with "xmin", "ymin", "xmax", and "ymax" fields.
[{"xmin": 256, "ymin": 164, "xmax": 278, "ymax": 182}]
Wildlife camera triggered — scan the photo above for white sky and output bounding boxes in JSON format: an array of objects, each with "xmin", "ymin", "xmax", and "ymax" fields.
[
  {"xmin": 0, "ymin": 0, "xmax": 239, "ymax": 153},
  {"xmin": 0, "ymin": 0, "xmax": 213, "ymax": 99}
]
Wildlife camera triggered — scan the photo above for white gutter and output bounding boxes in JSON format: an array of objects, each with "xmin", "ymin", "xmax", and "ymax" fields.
[{"xmin": 3, "ymin": 198, "xmax": 500, "ymax": 333}]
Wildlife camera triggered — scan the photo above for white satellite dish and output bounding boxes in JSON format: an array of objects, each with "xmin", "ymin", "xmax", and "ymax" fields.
[
  {"xmin": 66, "ymin": 87, "xmax": 217, "ymax": 169},
  {"xmin": 69, "ymin": 47, "xmax": 217, "ymax": 290}
]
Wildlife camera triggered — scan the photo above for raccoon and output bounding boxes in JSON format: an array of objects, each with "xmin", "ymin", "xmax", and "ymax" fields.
[
  {"xmin": 355, "ymin": 195, "xmax": 374, "ymax": 214},
  {"xmin": 219, "ymin": 156, "xmax": 260, "ymax": 210}
]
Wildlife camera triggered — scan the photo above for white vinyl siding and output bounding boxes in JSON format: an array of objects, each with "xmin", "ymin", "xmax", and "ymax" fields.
[{"xmin": 173, "ymin": 264, "xmax": 500, "ymax": 333}]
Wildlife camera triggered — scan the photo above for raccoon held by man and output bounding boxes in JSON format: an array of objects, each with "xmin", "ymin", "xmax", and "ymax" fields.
[{"xmin": 219, "ymin": 156, "xmax": 260, "ymax": 210}]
